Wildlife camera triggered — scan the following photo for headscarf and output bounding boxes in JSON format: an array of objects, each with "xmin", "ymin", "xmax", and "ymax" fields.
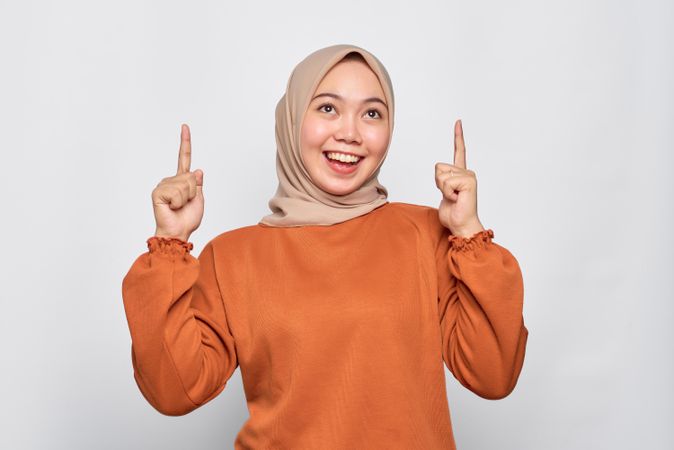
[{"xmin": 258, "ymin": 44, "xmax": 395, "ymax": 227}]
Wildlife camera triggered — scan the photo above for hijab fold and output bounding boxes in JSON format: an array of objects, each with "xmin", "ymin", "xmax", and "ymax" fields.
[{"xmin": 258, "ymin": 44, "xmax": 395, "ymax": 227}]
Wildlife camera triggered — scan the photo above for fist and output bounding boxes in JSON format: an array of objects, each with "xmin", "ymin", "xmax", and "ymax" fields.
[
  {"xmin": 151, "ymin": 124, "xmax": 205, "ymax": 242},
  {"xmin": 435, "ymin": 120, "xmax": 485, "ymax": 238}
]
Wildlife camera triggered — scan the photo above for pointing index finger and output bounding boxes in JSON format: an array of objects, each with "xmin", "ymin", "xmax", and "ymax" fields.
[
  {"xmin": 453, "ymin": 119, "xmax": 467, "ymax": 169},
  {"xmin": 177, "ymin": 124, "xmax": 192, "ymax": 175}
]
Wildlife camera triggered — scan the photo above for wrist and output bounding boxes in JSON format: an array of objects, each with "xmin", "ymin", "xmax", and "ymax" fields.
[
  {"xmin": 450, "ymin": 221, "xmax": 485, "ymax": 238},
  {"xmin": 154, "ymin": 229, "xmax": 190, "ymax": 242}
]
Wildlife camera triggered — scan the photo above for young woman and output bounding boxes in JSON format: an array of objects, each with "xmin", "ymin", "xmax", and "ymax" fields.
[{"xmin": 122, "ymin": 44, "xmax": 529, "ymax": 449}]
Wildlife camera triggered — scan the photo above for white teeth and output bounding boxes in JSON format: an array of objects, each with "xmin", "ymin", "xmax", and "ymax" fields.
[{"xmin": 326, "ymin": 152, "xmax": 361, "ymax": 163}]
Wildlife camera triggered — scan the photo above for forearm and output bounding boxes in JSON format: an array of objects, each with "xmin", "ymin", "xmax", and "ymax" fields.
[
  {"xmin": 121, "ymin": 238, "xmax": 237, "ymax": 415},
  {"xmin": 440, "ymin": 230, "xmax": 529, "ymax": 399}
]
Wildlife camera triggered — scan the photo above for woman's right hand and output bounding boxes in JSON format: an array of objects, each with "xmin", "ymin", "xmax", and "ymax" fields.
[{"xmin": 151, "ymin": 124, "xmax": 204, "ymax": 242}]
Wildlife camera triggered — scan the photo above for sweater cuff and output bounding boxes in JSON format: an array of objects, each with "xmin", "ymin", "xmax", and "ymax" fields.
[
  {"xmin": 146, "ymin": 236, "xmax": 194, "ymax": 257},
  {"xmin": 447, "ymin": 229, "xmax": 495, "ymax": 252}
]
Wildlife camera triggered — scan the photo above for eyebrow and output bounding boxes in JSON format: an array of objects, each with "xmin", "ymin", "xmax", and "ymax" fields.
[{"xmin": 311, "ymin": 92, "xmax": 388, "ymax": 108}]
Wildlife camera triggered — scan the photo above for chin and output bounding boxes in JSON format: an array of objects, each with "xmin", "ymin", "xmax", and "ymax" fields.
[
  {"xmin": 323, "ymin": 186, "xmax": 358, "ymax": 196},
  {"xmin": 319, "ymin": 180, "xmax": 362, "ymax": 196}
]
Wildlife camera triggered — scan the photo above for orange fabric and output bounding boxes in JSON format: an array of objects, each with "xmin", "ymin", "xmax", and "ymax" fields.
[{"xmin": 121, "ymin": 201, "xmax": 528, "ymax": 449}]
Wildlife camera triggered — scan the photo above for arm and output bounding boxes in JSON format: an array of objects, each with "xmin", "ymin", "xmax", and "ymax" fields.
[
  {"xmin": 433, "ymin": 218, "xmax": 529, "ymax": 400},
  {"xmin": 121, "ymin": 236, "xmax": 238, "ymax": 415}
]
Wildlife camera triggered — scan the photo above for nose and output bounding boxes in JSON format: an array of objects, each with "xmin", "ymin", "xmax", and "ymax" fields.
[{"xmin": 334, "ymin": 115, "xmax": 362, "ymax": 145}]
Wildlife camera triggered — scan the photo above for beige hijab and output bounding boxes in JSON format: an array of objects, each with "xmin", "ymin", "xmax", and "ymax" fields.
[{"xmin": 258, "ymin": 44, "xmax": 395, "ymax": 227}]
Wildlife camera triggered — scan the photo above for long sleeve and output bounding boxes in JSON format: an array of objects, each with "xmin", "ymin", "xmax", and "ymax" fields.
[
  {"xmin": 432, "ymin": 216, "xmax": 529, "ymax": 400},
  {"xmin": 121, "ymin": 236, "xmax": 239, "ymax": 416}
]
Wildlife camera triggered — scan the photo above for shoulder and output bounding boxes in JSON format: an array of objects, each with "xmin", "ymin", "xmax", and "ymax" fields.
[
  {"xmin": 202, "ymin": 224, "xmax": 263, "ymax": 255},
  {"xmin": 382, "ymin": 201, "xmax": 446, "ymax": 240},
  {"xmin": 386, "ymin": 201, "xmax": 449, "ymax": 245},
  {"xmin": 387, "ymin": 201, "xmax": 432, "ymax": 215},
  {"xmin": 386, "ymin": 201, "xmax": 441, "ymax": 227},
  {"xmin": 192, "ymin": 225, "xmax": 268, "ymax": 275}
]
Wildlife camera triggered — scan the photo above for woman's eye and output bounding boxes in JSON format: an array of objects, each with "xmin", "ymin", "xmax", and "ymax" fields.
[
  {"xmin": 318, "ymin": 103, "xmax": 335, "ymax": 114},
  {"xmin": 318, "ymin": 103, "xmax": 382, "ymax": 119}
]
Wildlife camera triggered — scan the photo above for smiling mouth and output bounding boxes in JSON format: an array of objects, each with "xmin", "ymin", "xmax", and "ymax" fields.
[
  {"xmin": 322, "ymin": 151, "xmax": 365, "ymax": 172},
  {"xmin": 322, "ymin": 151, "xmax": 365, "ymax": 163}
]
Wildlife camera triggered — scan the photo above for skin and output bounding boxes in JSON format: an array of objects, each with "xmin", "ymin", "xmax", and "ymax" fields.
[
  {"xmin": 435, "ymin": 120, "xmax": 486, "ymax": 237},
  {"xmin": 300, "ymin": 58, "xmax": 391, "ymax": 197},
  {"xmin": 152, "ymin": 124, "xmax": 203, "ymax": 242}
]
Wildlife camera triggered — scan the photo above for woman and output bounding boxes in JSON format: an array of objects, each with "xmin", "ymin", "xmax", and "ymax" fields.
[{"xmin": 122, "ymin": 44, "xmax": 528, "ymax": 449}]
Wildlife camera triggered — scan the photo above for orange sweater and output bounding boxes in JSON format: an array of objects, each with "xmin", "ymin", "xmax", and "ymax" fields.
[{"xmin": 121, "ymin": 201, "xmax": 528, "ymax": 449}]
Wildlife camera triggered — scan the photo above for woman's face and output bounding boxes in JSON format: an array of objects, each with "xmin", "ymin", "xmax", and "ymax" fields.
[{"xmin": 300, "ymin": 58, "xmax": 390, "ymax": 196}]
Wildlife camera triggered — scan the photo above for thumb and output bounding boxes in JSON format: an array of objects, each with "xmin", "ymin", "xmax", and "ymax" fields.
[
  {"xmin": 194, "ymin": 169, "xmax": 204, "ymax": 197},
  {"xmin": 194, "ymin": 169, "xmax": 204, "ymax": 186}
]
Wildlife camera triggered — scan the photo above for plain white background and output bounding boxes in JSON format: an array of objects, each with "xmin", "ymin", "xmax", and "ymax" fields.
[{"xmin": 1, "ymin": 0, "xmax": 671, "ymax": 449}]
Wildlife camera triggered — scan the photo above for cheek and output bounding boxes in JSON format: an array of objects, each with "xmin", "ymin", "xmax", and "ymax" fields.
[
  {"xmin": 363, "ymin": 126, "xmax": 390, "ymax": 155},
  {"xmin": 301, "ymin": 116, "xmax": 332, "ymax": 153}
]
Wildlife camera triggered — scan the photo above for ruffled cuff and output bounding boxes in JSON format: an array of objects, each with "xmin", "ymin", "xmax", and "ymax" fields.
[
  {"xmin": 447, "ymin": 229, "xmax": 495, "ymax": 252},
  {"xmin": 146, "ymin": 236, "xmax": 194, "ymax": 257}
]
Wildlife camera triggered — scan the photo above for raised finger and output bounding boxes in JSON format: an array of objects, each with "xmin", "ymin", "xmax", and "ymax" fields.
[
  {"xmin": 177, "ymin": 123, "xmax": 192, "ymax": 175},
  {"xmin": 454, "ymin": 119, "xmax": 467, "ymax": 169}
]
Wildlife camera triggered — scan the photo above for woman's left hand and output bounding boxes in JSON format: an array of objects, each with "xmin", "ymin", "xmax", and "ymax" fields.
[{"xmin": 435, "ymin": 120, "xmax": 486, "ymax": 238}]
